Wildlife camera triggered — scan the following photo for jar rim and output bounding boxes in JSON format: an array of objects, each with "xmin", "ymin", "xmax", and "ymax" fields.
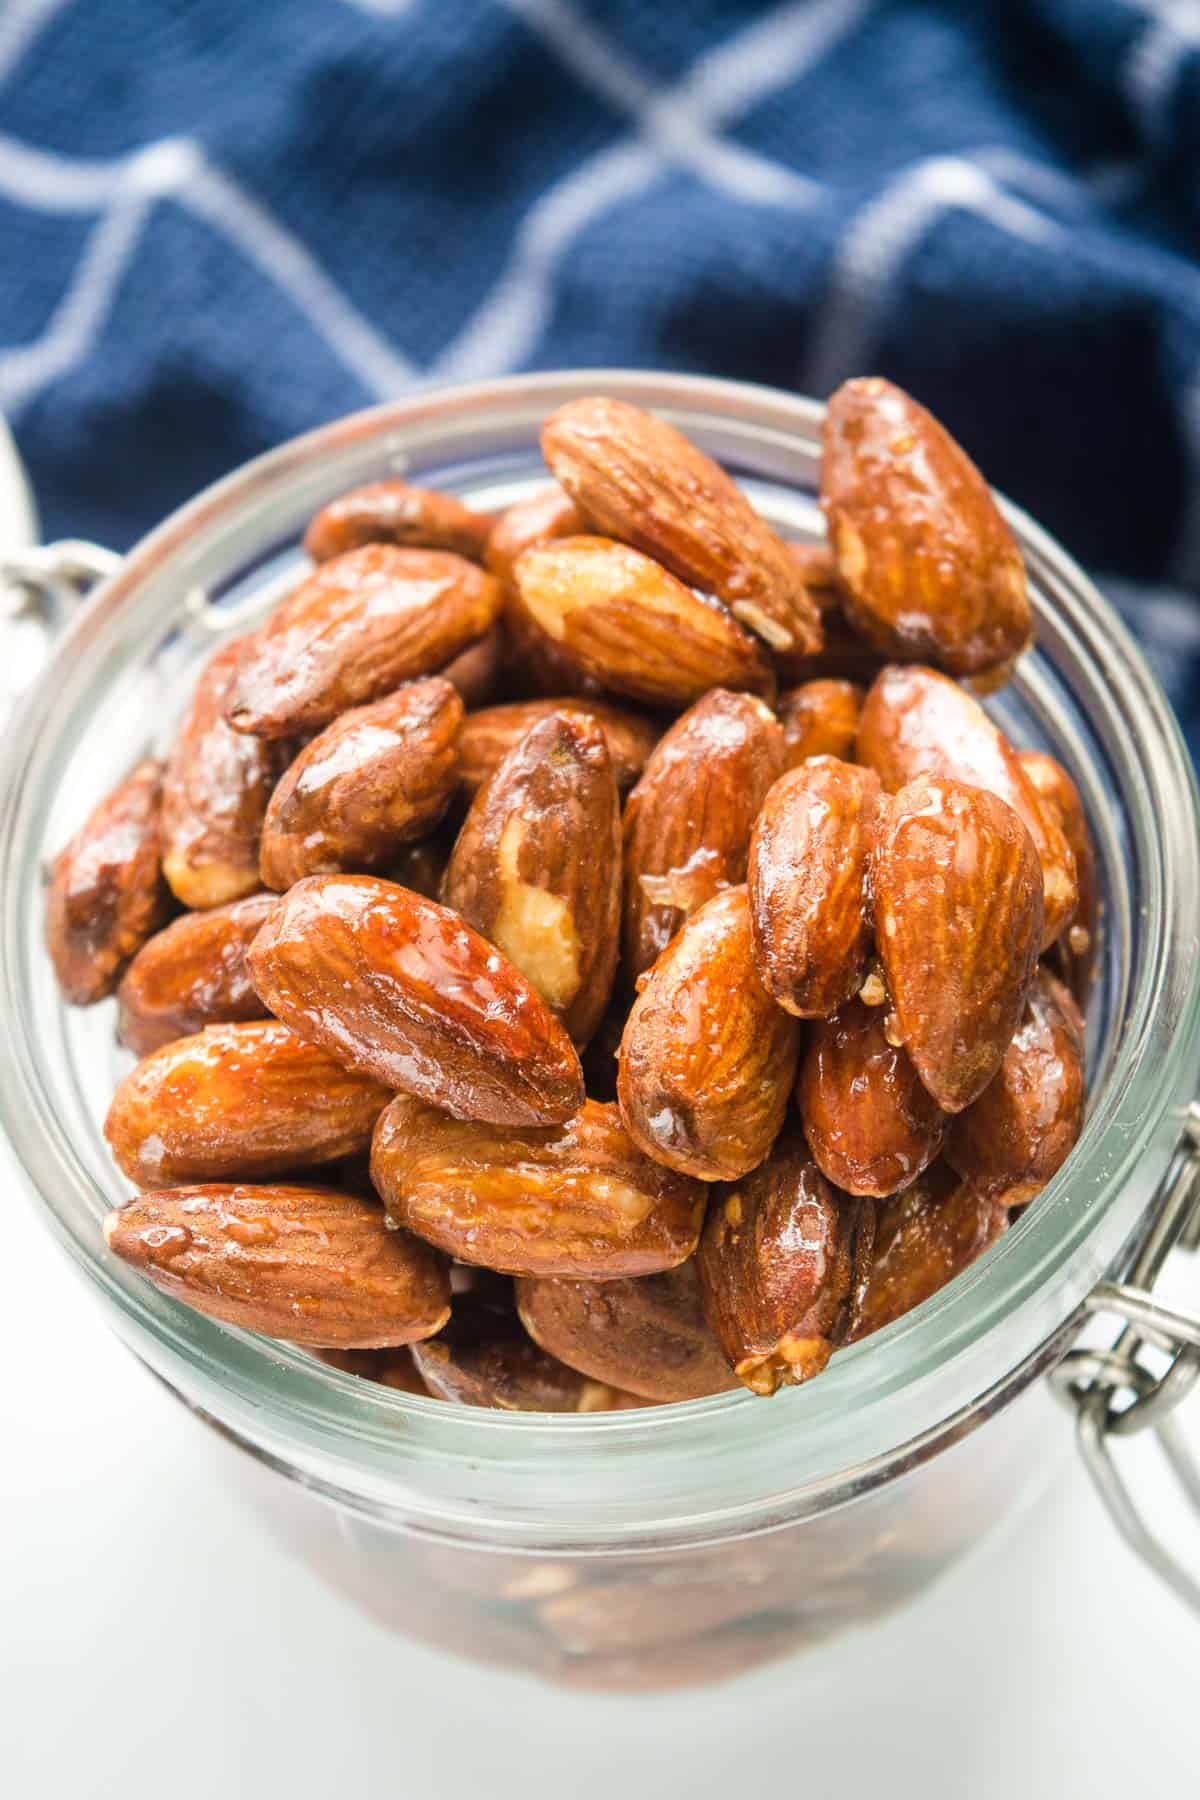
[{"xmin": 3, "ymin": 369, "xmax": 1198, "ymax": 1548}]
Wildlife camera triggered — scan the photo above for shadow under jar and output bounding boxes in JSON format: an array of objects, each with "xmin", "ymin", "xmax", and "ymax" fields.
[{"xmin": 2, "ymin": 372, "xmax": 1198, "ymax": 1691}]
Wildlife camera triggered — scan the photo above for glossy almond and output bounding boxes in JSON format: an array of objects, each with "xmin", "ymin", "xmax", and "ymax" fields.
[
  {"xmin": 103, "ymin": 1182, "xmax": 451, "ymax": 1348},
  {"xmin": 946, "ymin": 968, "xmax": 1086, "ymax": 1205},
  {"xmin": 617, "ymin": 886, "xmax": 802, "ymax": 1181},
  {"xmin": 437, "ymin": 624, "xmax": 505, "ymax": 709},
  {"xmin": 853, "ymin": 1167, "xmax": 1009, "ymax": 1339},
  {"xmin": 747, "ymin": 757, "xmax": 880, "ymax": 1018},
  {"xmin": 105, "ymin": 1019, "xmax": 392, "ymax": 1188},
  {"xmin": 378, "ymin": 836, "xmax": 449, "ymax": 901},
  {"xmin": 116, "ymin": 891, "xmax": 277, "ymax": 1055},
  {"xmin": 259, "ymin": 678, "xmax": 463, "ymax": 889},
  {"xmin": 857, "ymin": 664, "xmax": 1076, "ymax": 949},
  {"xmin": 512, "ymin": 536, "xmax": 774, "ymax": 709},
  {"xmin": 542, "ymin": 396, "xmax": 822, "ymax": 655},
  {"xmin": 371, "ymin": 1094, "xmax": 705, "ymax": 1279},
  {"xmin": 796, "ymin": 998, "xmax": 946, "ymax": 1196},
  {"xmin": 411, "ymin": 1285, "xmax": 610, "ymax": 1411},
  {"xmin": 442, "ymin": 711, "xmax": 621, "ymax": 1046},
  {"xmin": 485, "ymin": 484, "xmax": 586, "ymax": 587},
  {"xmin": 248, "ymin": 874, "xmax": 584, "ymax": 1126},
  {"xmin": 516, "ymin": 1263, "xmax": 737, "ymax": 1402},
  {"xmin": 162, "ymin": 638, "xmax": 290, "ymax": 909},
  {"xmin": 304, "ymin": 478, "xmax": 493, "ymax": 564},
  {"xmin": 45, "ymin": 757, "xmax": 170, "ymax": 1004},
  {"xmin": 821, "ymin": 377, "xmax": 1032, "ymax": 675},
  {"xmin": 226, "ymin": 546, "xmax": 501, "ymax": 738},
  {"xmin": 1019, "ymin": 749, "xmax": 1099, "ymax": 1002},
  {"xmin": 872, "ymin": 777, "xmax": 1043, "ymax": 1113},
  {"xmin": 696, "ymin": 1134, "xmax": 875, "ymax": 1395},
  {"xmin": 312, "ymin": 1346, "xmax": 432, "ymax": 1394},
  {"xmin": 778, "ymin": 679, "xmax": 863, "ymax": 767},
  {"xmin": 457, "ymin": 697, "xmax": 659, "ymax": 796},
  {"xmin": 622, "ymin": 689, "xmax": 786, "ymax": 978}
]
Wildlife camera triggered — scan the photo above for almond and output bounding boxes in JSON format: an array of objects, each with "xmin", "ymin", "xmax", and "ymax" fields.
[
  {"xmin": 248, "ymin": 873, "xmax": 584, "ymax": 1126},
  {"xmin": 116, "ymin": 890, "xmax": 277, "ymax": 1055},
  {"xmin": 370, "ymin": 1094, "xmax": 705, "ymax": 1279},
  {"xmin": 105, "ymin": 1019, "xmax": 392, "ymax": 1188},
  {"xmin": 857, "ymin": 664, "xmax": 1076, "ymax": 949},
  {"xmin": 437, "ymin": 624, "xmax": 506, "ymax": 709},
  {"xmin": 485, "ymin": 484, "xmax": 586, "ymax": 588},
  {"xmin": 747, "ymin": 756, "xmax": 880, "ymax": 1017},
  {"xmin": 457, "ymin": 697, "xmax": 660, "ymax": 796},
  {"xmin": 622, "ymin": 689, "xmax": 786, "ymax": 978},
  {"xmin": 103, "ymin": 1182, "xmax": 451, "ymax": 1347},
  {"xmin": 1019, "ymin": 749, "xmax": 1099, "ymax": 1002},
  {"xmin": 161, "ymin": 637, "xmax": 292, "ymax": 910},
  {"xmin": 304, "ymin": 479, "xmax": 494, "ymax": 564},
  {"xmin": 696, "ymin": 1133, "xmax": 875, "ymax": 1395},
  {"xmin": 872, "ymin": 777, "xmax": 1043, "ymax": 1112},
  {"xmin": 259, "ymin": 678, "xmax": 463, "ymax": 890},
  {"xmin": 542, "ymin": 396, "xmax": 822, "ymax": 655},
  {"xmin": 778, "ymin": 678, "xmax": 864, "ymax": 766},
  {"xmin": 45, "ymin": 757, "xmax": 170, "ymax": 1005},
  {"xmin": 512, "ymin": 536, "xmax": 774, "ymax": 709},
  {"xmin": 853, "ymin": 1166, "xmax": 1009, "ymax": 1339},
  {"xmin": 796, "ymin": 998, "xmax": 946, "ymax": 1195},
  {"xmin": 411, "ymin": 1282, "xmax": 611, "ymax": 1411},
  {"xmin": 442, "ymin": 710, "xmax": 621, "ymax": 1046},
  {"xmin": 378, "ymin": 836, "xmax": 449, "ymax": 901},
  {"xmin": 946, "ymin": 967, "xmax": 1085, "ymax": 1205},
  {"xmin": 226, "ymin": 546, "xmax": 501, "ymax": 738},
  {"xmin": 312, "ymin": 1346, "xmax": 432, "ymax": 1393},
  {"xmin": 820, "ymin": 376, "xmax": 1032, "ymax": 676},
  {"xmin": 617, "ymin": 886, "xmax": 802, "ymax": 1180}
]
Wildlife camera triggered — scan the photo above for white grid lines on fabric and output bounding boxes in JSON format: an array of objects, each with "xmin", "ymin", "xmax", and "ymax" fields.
[
  {"xmin": 0, "ymin": 0, "xmax": 71, "ymax": 85},
  {"xmin": 1126, "ymin": 1, "xmax": 1200, "ymax": 147}
]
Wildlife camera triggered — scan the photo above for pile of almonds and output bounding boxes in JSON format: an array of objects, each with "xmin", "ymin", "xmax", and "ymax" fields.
[{"xmin": 46, "ymin": 379, "xmax": 1093, "ymax": 1409}]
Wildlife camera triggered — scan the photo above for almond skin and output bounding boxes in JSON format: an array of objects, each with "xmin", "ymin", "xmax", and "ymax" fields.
[
  {"xmin": 617, "ymin": 886, "xmax": 802, "ymax": 1181},
  {"xmin": 116, "ymin": 891, "xmax": 277, "ymax": 1055},
  {"xmin": 747, "ymin": 757, "xmax": 881, "ymax": 1018},
  {"xmin": 1019, "ymin": 749, "xmax": 1099, "ymax": 1003},
  {"xmin": 796, "ymin": 998, "xmax": 946, "ymax": 1196},
  {"xmin": 226, "ymin": 546, "xmax": 502, "ymax": 738},
  {"xmin": 442, "ymin": 711, "xmax": 621, "ymax": 1047},
  {"xmin": 622, "ymin": 689, "xmax": 786, "ymax": 978},
  {"xmin": 485, "ymin": 484, "xmax": 586, "ymax": 588},
  {"xmin": 259, "ymin": 678, "xmax": 463, "ymax": 890},
  {"xmin": 516, "ymin": 1263, "xmax": 738, "ymax": 1402},
  {"xmin": 857, "ymin": 664, "xmax": 1076, "ymax": 950},
  {"xmin": 778, "ymin": 679, "xmax": 864, "ymax": 767},
  {"xmin": 45, "ymin": 757, "xmax": 170, "ymax": 1005},
  {"xmin": 103, "ymin": 1182, "xmax": 451, "ymax": 1348},
  {"xmin": 371, "ymin": 1094, "xmax": 705, "ymax": 1279},
  {"xmin": 457, "ymin": 697, "xmax": 659, "ymax": 796},
  {"xmin": 696, "ymin": 1133, "xmax": 875, "ymax": 1395},
  {"xmin": 853, "ymin": 1166, "xmax": 1009, "ymax": 1339},
  {"xmin": 820, "ymin": 376, "xmax": 1032, "ymax": 676},
  {"xmin": 248, "ymin": 874, "xmax": 584, "ymax": 1126},
  {"xmin": 162, "ymin": 638, "xmax": 291, "ymax": 910},
  {"xmin": 512, "ymin": 536, "xmax": 774, "ymax": 710},
  {"xmin": 542, "ymin": 396, "xmax": 822, "ymax": 656},
  {"xmin": 304, "ymin": 479, "xmax": 494, "ymax": 564},
  {"xmin": 436, "ymin": 625, "xmax": 506, "ymax": 709},
  {"xmin": 411, "ymin": 1284, "xmax": 609, "ymax": 1411},
  {"xmin": 105, "ymin": 1019, "xmax": 392, "ymax": 1188},
  {"xmin": 946, "ymin": 968, "xmax": 1085, "ymax": 1206},
  {"xmin": 872, "ymin": 777, "xmax": 1044, "ymax": 1113}
]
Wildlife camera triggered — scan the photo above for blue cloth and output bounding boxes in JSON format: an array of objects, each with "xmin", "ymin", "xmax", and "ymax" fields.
[{"xmin": 0, "ymin": 0, "xmax": 1198, "ymax": 754}]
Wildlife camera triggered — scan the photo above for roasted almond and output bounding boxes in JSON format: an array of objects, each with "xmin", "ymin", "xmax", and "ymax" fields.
[
  {"xmin": 696, "ymin": 1133, "xmax": 875, "ymax": 1395},
  {"xmin": 512, "ymin": 536, "xmax": 774, "ymax": 709},
  {"xmin": 304, "ymin": 478, "xmax": 494, "ymax": 564},
  {"xmin": 411, "ymin": 1284, "xmax": 613, "ymax": 1411},
  {"xmin": 226, "ymin": 546, "xmax": 501, "ymax": 738},
  {"xmin": 622, "ymin": 689, "xmax": 786, "ymax": 978},
  {"xmin": 1019, "ymin": 749, "xmax": 1099, "ymax": 1002},
  {"xmin": 105, "ymin": 1019, "xmax": 392, "ymax": 1188},
  {"xmin": 778, "ymin": 679, "xmax": 864, "ymax": 767},
  {"xmin": 796, "ymin": 998, "xmax": 946, "ymax": 1196},
  {"xmin": 821, "ymin": 376, "xmax": 1032, "ymax": 676},
  {"xmin": 312, "ymin": 1346, "xmax": 432, "ymax": 1393},
  {"xmin": 853, "ymin": 1166, "xmax": 1009, "ymax": 1339},
  {"xmin": 371, "ymin": 1094, "xmax": 705, "ymax": 1279},
  {"xmin": 116, "ymin": 890, "xmax": 277, "ymax": 1055},
  {"xmin": 442, "ymin": 710, "xmax": 621, "ymax": 1046},
  {"xmin": 485, "ymin": 484, "xmax": 586, "ymax": 587},
  {"xmin": 259, "ymin": 678, "xmax": 463, "ymax": 889},
  {"xmin": 747, "ymin": 757, "xmax": 880, "ymax": 1018},
  {"xmin": 248, "ymin": 874, "xmax": 584, "ymax": 1126},
  {"xmin": 378, "ymin": 836, "xmax": 450, "ymax": 901},
  {"xmin": 45, "ymin": 757, "xmax": 170, "ymax": 1005},
  {"xmin": 542, "ymin": 396, "xmax": 822, "ymax": 655},
  {"xmin": 617, "ymin": 886, "xmax": 802, "ymax": 1181},
  {"xmin": 161, "ymin": 638, "xmax": 291, "ymax": 910},
  {"xmin": 872, "ymin": 777, "xmax": 1043, "ymax": 1113},
  {"xmin": 946, "ymin": 967, "xmax": 1085, "ymax": 1205},
  {"xmin": 857, "ymin": 664, "xmax": 1076, "ymax": 949},
  {"xmin": 457, "ymin": 697, "xmax": 659, "ymax": 796},
  {"xmin": 103, "ymin": 1182, "xmax": 451, "ymax": 1347},
  {"xmin": 437, "ymin": 624, "xmax": 506, "ymax": 709}
]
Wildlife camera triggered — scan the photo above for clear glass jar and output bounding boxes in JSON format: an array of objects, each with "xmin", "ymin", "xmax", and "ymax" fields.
[{"xmin": 2, "ymin": 372, "xmax": 1198, "ymax": 1690}]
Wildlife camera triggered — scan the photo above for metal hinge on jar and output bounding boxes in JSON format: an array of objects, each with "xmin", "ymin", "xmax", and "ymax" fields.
[
  {"xmin": 0, "ymin": 541, "xmax": 121, "ymax": 731},
  {"xmin": 1051, "ymin": 1100, "xmax": 1200, "ymax": 1614}
]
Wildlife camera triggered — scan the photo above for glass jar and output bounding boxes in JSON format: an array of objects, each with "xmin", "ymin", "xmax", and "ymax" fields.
[{"xmin": 2, "ymin": 372, "xmax": 1198, "ymax": 1690}]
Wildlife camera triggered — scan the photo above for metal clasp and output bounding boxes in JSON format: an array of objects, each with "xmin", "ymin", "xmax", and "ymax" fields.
[
  {"xmin": 1051, "ymin": 1102, "xmax": 1200, "ymax": 1614},
  {"xmin": 0, "ymin": 540, "xmax": 120, "ymax": 728}
]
